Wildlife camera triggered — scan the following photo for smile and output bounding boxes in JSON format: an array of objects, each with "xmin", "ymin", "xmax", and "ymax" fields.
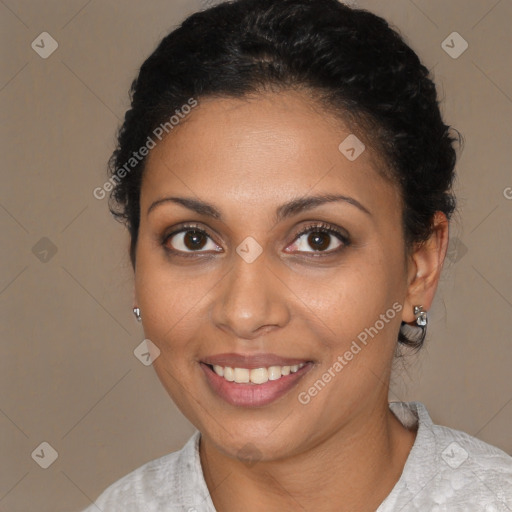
[
  {"xmin": 210, "ymin": 363, "xmax": 306, "ymax": 384},
  {"xmin": 200, "ymin": 359, "xmax": 313, "ymax": 407}
]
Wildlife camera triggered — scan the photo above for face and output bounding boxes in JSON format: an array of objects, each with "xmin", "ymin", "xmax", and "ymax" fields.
[{"xmin": 135, "ymin": 90, "xmax": 411, "ymax": 461}]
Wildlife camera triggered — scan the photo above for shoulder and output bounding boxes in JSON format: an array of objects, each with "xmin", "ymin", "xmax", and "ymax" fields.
[
  {"xmin": 431, "ymin": 419, "xmax": 512, "ymax": 492},
  {"xmin": 81, "ymin": 431, "xmax": 212, "ymax": 512},
  {"xmin": 419, "ymin": 401, "xmax": 512, "ymax": 478},
  {"xmin": 381, "ymin": 401, "xmax": 512, "ymax": 511},
  {"xmin": 417, "ymin": 424, "xmax": 512, "ymax": 510}
]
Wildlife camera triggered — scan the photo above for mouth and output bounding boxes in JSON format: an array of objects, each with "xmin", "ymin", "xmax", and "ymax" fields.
[
  {"xmin": 199, "ymin": 356, "xmax": 314, "ymax": 407},
  {"xmin": 205, "ymin": 362, "xmax": 307, "ymax": 384}
]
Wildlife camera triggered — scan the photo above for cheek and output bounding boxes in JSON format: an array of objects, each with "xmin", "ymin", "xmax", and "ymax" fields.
[
  {"xmin": 291, "ymin": 252, "xmax": 401, "ymax": 349},
  {"xmin": 134, "ymin": 249, "xmax": 208, "ymax": 414},
  {"xmin": 134, "ymin": 242, "xmax": 209, "ymax": 355},
  {"xmin": 292, "ymin": 264, "xmax": 402, "ymax": 412}
]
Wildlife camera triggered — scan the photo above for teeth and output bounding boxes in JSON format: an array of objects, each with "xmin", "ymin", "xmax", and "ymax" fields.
[
  {"xmin": 268, "ymin": 366, "xmax": 281, "ymax": 380},
  {"xmin": 234, "ymin": 368, "xmax": 250, "ymax": 383},
  {"xmin": 223, "ymin": 367, "xmax": 234, "ymax": 381},
  {"xmin": 250, "ymin": 367, "xmax": 268, "ymax": 384},
  {"xmin": 211, "ymin": 363, "xmax": 306, "ymax": 385}
]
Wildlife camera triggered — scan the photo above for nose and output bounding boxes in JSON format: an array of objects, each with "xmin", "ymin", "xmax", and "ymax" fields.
[{"xmin": 210, "ymin": 253, "xmax": 291, "ymax": 340}]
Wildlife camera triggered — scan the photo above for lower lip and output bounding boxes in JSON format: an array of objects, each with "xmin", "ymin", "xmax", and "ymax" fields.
[{"xmin": 200, "ymin": 362, "xmax": 313, "ymax": 407}]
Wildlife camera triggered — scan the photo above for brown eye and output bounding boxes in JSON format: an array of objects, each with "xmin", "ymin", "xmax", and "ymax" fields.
[
  {"xmin": 183, "ymin": 230, "xmax": 208, "ymax": 250},
  {"xmin": 165, "ymin": 228, "xmax": 221, "ymax": 253},
  {"xmin": 307, "ymin": 231, "xmax": 331, "ymax": 251},
  {"xmin": 286, "ymin": 224, "xmax": 349, "ymax": 254}
]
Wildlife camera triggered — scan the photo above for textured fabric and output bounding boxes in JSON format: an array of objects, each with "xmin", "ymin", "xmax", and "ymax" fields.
[{"xmin": 82, "ymin": 401, "xmax": 512, "ymax": 511}]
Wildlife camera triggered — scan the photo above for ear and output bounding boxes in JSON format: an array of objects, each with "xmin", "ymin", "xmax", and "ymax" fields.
[{"xmin": 402, "ymin": 212, "xmax": 449, "ymax": 324}]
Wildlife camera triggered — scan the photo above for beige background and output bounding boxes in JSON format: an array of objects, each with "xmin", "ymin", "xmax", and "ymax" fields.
[{"xmin": 1, "ymin": 1, "xmax": 511, "ymax": 511}]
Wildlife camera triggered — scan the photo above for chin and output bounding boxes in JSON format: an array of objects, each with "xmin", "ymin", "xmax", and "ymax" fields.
[{"xmin": 201, "ymin": 414, "xmax": 308, "ymax": 463}]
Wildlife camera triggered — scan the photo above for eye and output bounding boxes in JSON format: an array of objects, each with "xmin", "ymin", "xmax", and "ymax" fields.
[
  {"xmin": 162, "ymin": 225, "xmax": 222, "ymax": 254},
  {"xmin": 162, "ymin": 222, "xmax": 349, "ymax": 256},
  {"xmin": 286, "ymin": 223, "xmax": 349, "ymax": 254}
]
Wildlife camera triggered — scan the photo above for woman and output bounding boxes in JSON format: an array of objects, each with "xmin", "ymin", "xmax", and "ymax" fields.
[{"xmin": 84, "ymin": 0, "xmax": 512, "ymax": 510}]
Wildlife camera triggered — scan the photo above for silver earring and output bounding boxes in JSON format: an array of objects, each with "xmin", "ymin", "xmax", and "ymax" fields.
[
  {"xmin": 413, "ymin": 305, "xmax": 427, "ymax": 327},
  {"xmin": 133, "ymin": 307, "xmax": 142, "ymax": 322}
]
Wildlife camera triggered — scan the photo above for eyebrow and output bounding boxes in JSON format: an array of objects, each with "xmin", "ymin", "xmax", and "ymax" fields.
[{"xmin": 147, "ymin": 193, "xmax": 371, "ymax": 221}]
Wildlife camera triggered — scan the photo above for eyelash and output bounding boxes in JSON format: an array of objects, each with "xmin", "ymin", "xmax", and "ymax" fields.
[
  {"xmin": 294, "ymin": 222, "xmax": 350, "ymax": 246},
  {"xmin": 161, "ymin": 222, "xmax": 350, "ymax": 258}
]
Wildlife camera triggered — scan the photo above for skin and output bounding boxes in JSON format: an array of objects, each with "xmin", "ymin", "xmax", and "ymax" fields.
[{"xmin": 134, "ymin": 89, "xmax": 449, "ymax": 511}]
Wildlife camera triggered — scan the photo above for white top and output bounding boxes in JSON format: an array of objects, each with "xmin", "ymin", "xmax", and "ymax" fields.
[{"xmin": 82, "ymin": 401, "xmax": 512, "ymax": 511}]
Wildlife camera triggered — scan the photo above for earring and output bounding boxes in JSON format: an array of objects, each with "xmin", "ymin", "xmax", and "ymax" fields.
[
  {"xmin": 133, "ymin": 307, "xmax": 142, "ymax": 322},
  {"xmin": 413, "ymin": 305, "xmax": 427, "ymax": 327}
]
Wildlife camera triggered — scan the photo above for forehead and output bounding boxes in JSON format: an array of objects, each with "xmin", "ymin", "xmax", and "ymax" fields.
[{"xmin": 141, "ymin": 91, "xmax": 398, "ymax": 219}]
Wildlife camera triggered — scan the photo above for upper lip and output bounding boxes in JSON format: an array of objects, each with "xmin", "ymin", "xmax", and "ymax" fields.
[{"xmin": 201, "ymin": 353, "xmax": 312, "ymax": 369}]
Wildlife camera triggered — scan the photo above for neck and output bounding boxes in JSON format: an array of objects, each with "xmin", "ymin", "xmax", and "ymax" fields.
[{"xmin": 200, "ymin": 401, "xmax": 417, "ymax": 512}]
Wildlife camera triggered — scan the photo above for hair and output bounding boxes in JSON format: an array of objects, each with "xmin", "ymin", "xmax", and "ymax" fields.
[{"xmin": 107, "ymin": 0, "xmax": 461, "ymax": 350}]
